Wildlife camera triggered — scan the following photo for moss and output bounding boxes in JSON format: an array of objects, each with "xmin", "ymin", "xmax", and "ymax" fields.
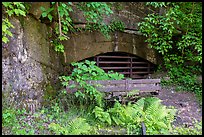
[
  {"xmin": 41, "ymin": 82, "xmax": 57, "ymax": 107},
  {"xmin": 18, "ymin": 15, "xmax": 25, "ymax": 28}
]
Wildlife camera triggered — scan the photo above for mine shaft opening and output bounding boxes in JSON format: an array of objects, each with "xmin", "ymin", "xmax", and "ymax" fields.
[{"xmin": 74, "ymin": 52, "xmax": 157, "ymax": 79}]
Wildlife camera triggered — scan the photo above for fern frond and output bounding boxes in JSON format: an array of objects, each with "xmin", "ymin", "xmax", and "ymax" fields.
[{"xmin": 67, "ymin": 117, "xmax": 91, "ymax": 135}]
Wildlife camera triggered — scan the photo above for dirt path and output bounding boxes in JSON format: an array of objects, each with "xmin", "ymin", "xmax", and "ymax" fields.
[{"xmin": 158, "ymin": 86, "xmax": 202, "ymax": 127}]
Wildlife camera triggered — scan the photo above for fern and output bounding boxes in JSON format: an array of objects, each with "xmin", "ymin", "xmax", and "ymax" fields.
[
  {"xmin": 92, "ymin": 106, "xmax": 112, "ymax": 125},
  {"xmin": 91, "ymin": 97, "xmax": 177, "ymax": 135},
  {"xmin": 141, "ymin": 97, "xmax": 177, "ymax": 135},
  {"xmin": 48, "ymin": 117, "xmax": 91, "ymax": 135},
  {"xmin": 67, "ymin": 117, "xmax": 91, "ymax": 135}
]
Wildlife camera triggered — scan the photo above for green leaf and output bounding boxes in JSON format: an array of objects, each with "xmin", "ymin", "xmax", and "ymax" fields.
[
  {"xmin": 7, "ymin": 10, "xmax": 14, "ymax": 16},
  {"xmin": 59, "ymin": 10, "xmax": 64, "ymax": 17},
  {"xmin": 40, "ymin": 6, "xmax": 46, "ymax": 11},
  {"xmin": 69, "ymin": 84, "xmax": 76, "ymax": 88},
  {"xmin": 2, "ymin": 2, "xmax": 12, "ymax": 7},
  {"xmin": 58, "ymin": 36, "xmax": 68, "ymax": 41},
  {"xmin": 19, "ymin": 10, "xmax": 26, "ymax": 16},
  {"xmin": 48, "ymin": 14, "xmax": 53, "ymax": 21},
  {"xmin": 62, "ymin": 82, "xmax": 68, "ymax": 86},
  {"xmin": 2, "ymin": 25, "xmax": 7, "ymax": 32},
  {"xmin": 42, "ymin": 12, "xmax": 47, "ymax": 17},
  {"xmin": 61, "ymin": 3, "xmax": 67, "ymax": 8},
  {"xmin": 7, "ymin": 31, "xmax": 13, "ymax": 37},
  {"xmin": 2, "ymin": 37, "xmax": 9, "ymax": 43}
]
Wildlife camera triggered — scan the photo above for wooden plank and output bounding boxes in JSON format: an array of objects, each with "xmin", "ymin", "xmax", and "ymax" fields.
[
  {"xmin": 129, "ymin": 79, "xmax": 160, "ymax": 84},
  {"xmin": 69, "ymin": 79, "xmax": 160, "ymax": 85},
  {"xmin": 127, "ymin": 86, "xmax": 161, "ymax": 91},
  {"xmin": 95, "ymin": 85, "xmax": 160, "ymax": 92},
  {"xmin": 66, "ymin": 79, "xmax": 161, "ymax": 94},
  {"xmin": 67, "ymin": 86, "xmax": 161, "ymax": 94},
  {"xmin": 88, "ymin": 80, "xmax": 125, "ymax": 84},
  {"xmin": 125, "ymin": 79, "xmax": 129, "ymax": 91},
  {"xmin": 96, "ymin": 87, "xmax": 126, "ymax": 92}
]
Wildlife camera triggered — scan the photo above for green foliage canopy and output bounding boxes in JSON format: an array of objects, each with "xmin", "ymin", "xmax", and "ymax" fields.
[
  {"xmin": 139, "ymin": 2, "xmax": 202, "ymax": 65},
  {"xmin": 138, "ymin": 2, "xmax": 202, "ymax": 98}
]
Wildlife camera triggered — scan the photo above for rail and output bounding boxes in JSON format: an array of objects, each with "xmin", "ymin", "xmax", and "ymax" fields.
[{"xmin": 66, "ymin": 79, "xmax": 161, "ymax": 98}]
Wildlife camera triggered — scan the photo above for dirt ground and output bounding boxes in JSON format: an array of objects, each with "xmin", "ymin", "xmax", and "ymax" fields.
[{"xmin": 158, "ymin": 86, "xmax": 202, "ymax": 127}]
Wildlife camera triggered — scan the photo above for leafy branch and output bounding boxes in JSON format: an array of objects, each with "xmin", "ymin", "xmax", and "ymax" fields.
[
  {"xmin": 56, "ymin": 2, "xmax": 69, "ymax": 40},
  {"xmin": 2, "ymin": 2, "xmax": 28, "ymax": 44}
]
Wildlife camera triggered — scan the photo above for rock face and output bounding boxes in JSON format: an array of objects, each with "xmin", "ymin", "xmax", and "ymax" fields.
[{"xmin": 2, "ymin": 15, "xmax": 64, "ymax": 112}]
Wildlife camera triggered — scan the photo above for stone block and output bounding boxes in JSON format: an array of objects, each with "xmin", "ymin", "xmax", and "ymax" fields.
[{"xmin": 28, "ymin": 2, "xmax": 50, "ymax": 20}]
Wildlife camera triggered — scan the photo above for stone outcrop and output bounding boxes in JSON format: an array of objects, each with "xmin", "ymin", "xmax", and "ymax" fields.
[{"xmin": 2, "ymin": 15, "xmax": 63, "ymax": 112}]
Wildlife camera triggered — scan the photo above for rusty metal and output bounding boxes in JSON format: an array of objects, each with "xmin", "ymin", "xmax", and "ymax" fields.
[{"xmin": 94, "ymin": 53, "xmax": 156, "ymax": 79}]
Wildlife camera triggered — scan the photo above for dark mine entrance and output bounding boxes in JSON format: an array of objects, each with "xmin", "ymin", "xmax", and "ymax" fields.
[{"xmin": 79, "ymin": 52, "xmax": 157, "ymax": 79}]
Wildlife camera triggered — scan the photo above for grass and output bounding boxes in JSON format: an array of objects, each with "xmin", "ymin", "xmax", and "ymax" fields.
[{"xmin": 2, "ymin": 99, "xmax": 202, "ymax": 135}]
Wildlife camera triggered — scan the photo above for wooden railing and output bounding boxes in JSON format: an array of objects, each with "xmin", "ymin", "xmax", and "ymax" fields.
[{"xmin": 66, "ymin": 79, "xmax": 161, "ymax": 99}]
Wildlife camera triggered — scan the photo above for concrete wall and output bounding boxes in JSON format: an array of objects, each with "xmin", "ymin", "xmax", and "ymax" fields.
[
  {"xmin": 70, "ymin": 2, "xmax": 158, "ymax": 30},
  {"xmin": 63, "ymin": 31, "xmax": 157, "ymax": 64},
  {"xmin": 64, "ymin": 2, "xmax": 158, "ymax": 64}
]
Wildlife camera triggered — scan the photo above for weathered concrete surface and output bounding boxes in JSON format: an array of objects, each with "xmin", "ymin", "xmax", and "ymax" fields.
[
  {"xmin": 2, "ymin": 16, "xmax": 64, "ymax": 112},
  {"xmin": 70, "ymin": 2, "xmax": 158, "ymax": 30},
  {"xmin": 63, "ymin": 31, "xmax": 157, "ymax": 64},
  {"xmin": 64, "ymin": 2, "xmax": 158, "ymax": 64}
]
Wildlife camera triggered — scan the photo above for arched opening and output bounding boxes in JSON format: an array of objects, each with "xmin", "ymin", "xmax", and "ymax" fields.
[{"xmin": 77, "ymin": 52, "xmax": 157, "ymax": 79}]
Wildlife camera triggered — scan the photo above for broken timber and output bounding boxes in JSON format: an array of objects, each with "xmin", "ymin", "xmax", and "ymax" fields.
[{"xmin": 66, "ymin": 79, "xmax": 161, "ymax": 100}]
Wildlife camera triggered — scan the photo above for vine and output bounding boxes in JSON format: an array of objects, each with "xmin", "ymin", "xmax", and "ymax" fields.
[
  {"xmin": 2, "ymin": 2, "xmax": 28, "ymax": 44},
  {"xmin": 138, "ymin": 2, "xmax": 202, "ymax": 99},
  {"xmin": 39, "ymin": 2, "xmax": 125, "ymax": 53},
  {"xmin": 139, "ymin": 2, "xmax": 202, "ymax": 65},
  {"xmin": 2, "ymin": 2, "xmax": 125, "ymax": 53}
]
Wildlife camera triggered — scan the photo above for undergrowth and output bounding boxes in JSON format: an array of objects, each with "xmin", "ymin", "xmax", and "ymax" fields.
[{"xmin": 2, "ymin": 60, "xmax": 202, "ymax": 135}]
